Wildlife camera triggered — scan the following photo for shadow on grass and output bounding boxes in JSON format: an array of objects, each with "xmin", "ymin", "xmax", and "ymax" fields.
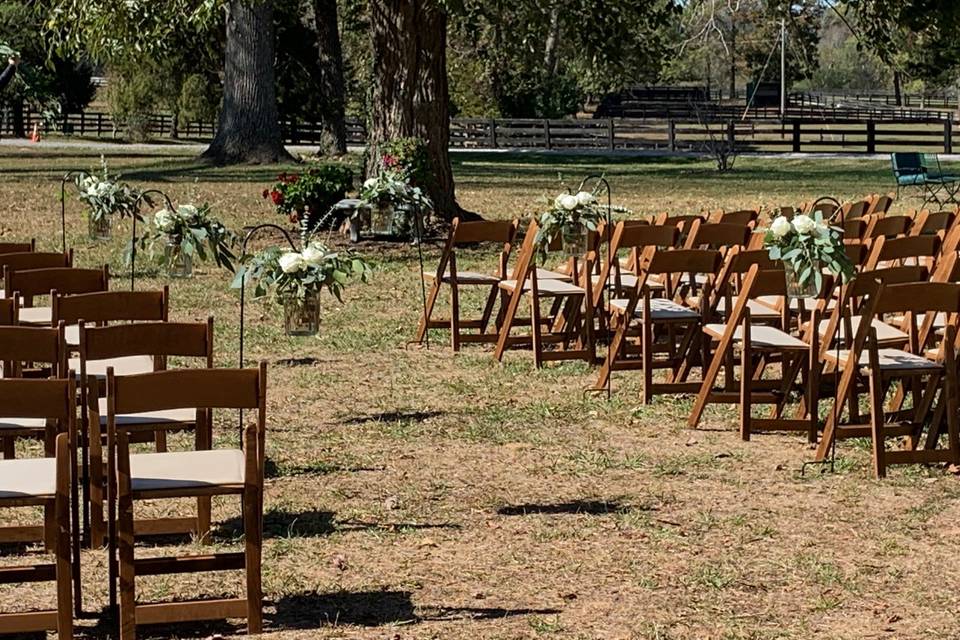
[
  {"xmin": 341, "ymin": 410, "xmax": 446, "ymax": 425},
  {"xmin": 214, "ymin": 508, "xmax": 337, "ymax": 539},
  {"xmin": 497, "ymin": 499, "xmax": 632, "ymax": 516},
  {"xmin": 264, "ymin": 457, "xmax": 385, "ymax": 478},
  {"xmin": 271, "ymin": 590, "xmax": 561, "ymax": 629}
]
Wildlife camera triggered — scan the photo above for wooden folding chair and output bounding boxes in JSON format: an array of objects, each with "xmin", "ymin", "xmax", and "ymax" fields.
[
  {"xmin": 594, "ymin": 247, "xmax": 722, "ymax": 399},
  {"xmin": 106, "ymin": 364, "xmax": 267, "ymax": 638},
  {"xmin": 415, "ymin": 218, "xmax": 518, "ymax": 350},
  {"xmin": 683, "ymin": 220, "xmax": 752, "ymax": 250},
  {"xmin": 81, "ymin": 319, "xmax": 215, "ymax": 546},
  {"xmin": 689, "ymin": 265, "xmax": 819, "ymax": 440},
  {"xmin": 0, "ymin": 377, "xmax": 78, "ymax": 635},
  {"xmin": 0, "ymin": 250, "xmax": 72, "ymax": 298},
  {"xmin": 0, "ymin": 239, "xmax": 35, "ymax": 254},
  {"xmin": 52, "ymin": 287, "xmax": 169, "ymax": 348},
  {"xmin": 6, "ymin": 265, "xmax": 109, "ymax": 326},
  {"xmin": 494, "ymin": 221, "xmax": 594, "ymax": 367},
  {"xmin": 0, "ymin": 324, "xmax": 67, "ymax": 460},
  {"xmin": 816, "ymin": 281, "xmax": 960, "ymax": 477},
  {"xmin": 909, "ymin": 209, "xmax": 956, "ymax": 236},
  {"xmin": 863, "ymin": 234, "xmax": 940, "ymax": 271},
  {"xmin": 865, "ymin": 193, "xmax": 895, "ymax": 216}
]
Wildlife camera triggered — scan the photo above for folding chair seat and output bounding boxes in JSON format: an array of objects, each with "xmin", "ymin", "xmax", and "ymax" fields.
[
  {"xmin": 80, "ymin": 319, "xmax": 215, "ymax": 546},
  {"xmin": 416, "ymin": 219, "xmax": 518, "ymax": 350},
  {"xmin": 816, "ymin": 281, "xmax": 960, "ymax": 478},
  {"xmin": 494, "ymin": 221, "xmax": 594, "ymax": 367},
  {"xmin": 0, "ymin": 377, "xmax": 79, "ymax": 634},
  {"xmin": 689, "ymin": 266, "xmax": 819, "ymax": 440},
  {"xmin": 593, "ymin": 247, "xmax": 722, "ymax": 400},
  {"xmin": 105, "ymin": 365, "xmax": 267, "ymax": 639},
  {"xmin": 6, "ymin": 265, "xmax": 108, "ymax": 326},
  {"xmin": 52, "ymin": 287, "xmax": 169, "ymax": 347}
]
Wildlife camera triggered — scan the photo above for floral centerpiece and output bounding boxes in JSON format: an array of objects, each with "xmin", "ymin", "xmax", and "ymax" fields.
[
  {"xmin": 232, "ymin": 241, "xmax": 370, "ymax": 336},
  {"xmin": 75, "ymin": 158, "xmax": 146, "ymax": 240},
  {"xmin": 359, "ymin": 138, "xmax": 432, "ymax": 236},
  {"xmin": 262, "ymin": 164, "xmax": 354, "ymax": 233},
  {"xmin": 535, "ymin": 190, "xmax": 605, "ymax": 259},
  {"xmin": 764, "ymin": 211, "xmax": 854, "ymax": 298},
  {"xmin": 133, "ymin": 204, "xmax": 237, "ymax": 278}
]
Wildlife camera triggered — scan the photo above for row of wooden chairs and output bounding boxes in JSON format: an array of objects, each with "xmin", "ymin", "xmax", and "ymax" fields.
[{"xmin": 0, "ymin": 240, "xmax": 267, "ymax": 639}]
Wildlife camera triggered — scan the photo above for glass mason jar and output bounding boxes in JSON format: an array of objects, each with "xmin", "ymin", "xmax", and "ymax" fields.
[
  {"xmin": 561, "ymin": 223, "xmax": 588, "ymax": 257},
  {"xmin": 783, "ymin": 260, "xmax": 819, "ymax": 299},
  {"xmin": 164, "ymin": 237, "xmax": 193, "ymax": 279},
  {"xmin": 282, "ymin": 291, "xmax": 321, "ymax": 337},
  {"xmin": 370, "ymin": 199, "xmax": 394, "ymax": 235},
  {"xmin": 88, "ymin": 213, "xmax": 112, "ymax": 241}
]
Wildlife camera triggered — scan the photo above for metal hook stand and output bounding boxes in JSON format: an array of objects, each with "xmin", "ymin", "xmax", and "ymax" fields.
[
  {"xmin": 579, "ymin": 174, "xmax": 613, "ymax": 400},
  {"xmin": 802, "ymin": 196, "xmax": 846, "ymax": 476},
  {"xmin": 413, "ymin": 203, "xmax": 430, "ymax": 349},
  {"xmin": 60, "ymin": 170, "xmax": 88, "ymax": 254},
  {"xmin": 130, "ymin": 190, "xmax": 175, "ymax": 292}
]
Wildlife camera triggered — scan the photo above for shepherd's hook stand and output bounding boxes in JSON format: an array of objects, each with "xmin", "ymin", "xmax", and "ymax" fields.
[
  {"xmin": 60, "ymin": 170, "xmax": 88, "ymax": 254},
  {"xmin": 579, "ymin": 174, "xmax": 613, "ymax": 401},
  {"xmin": 414, "ymin": 203, "xmax": 429, "ymax": 349},
  {"xmin": 801, "ymin": 195, "xmax": 845, "ymax": 476},
  {"xmin": 131, "ymin": 190, "xmax": 175, "ymax": 292}
]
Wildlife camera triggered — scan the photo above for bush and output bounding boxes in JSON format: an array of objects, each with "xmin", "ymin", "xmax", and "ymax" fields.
[
  {"xmin": 495, "ymin": 67, "xmax": 583, "ymax": 119},
  {"xmin": 178, "ymin": 74, "xmax": 221, "ymax": 124},
  {"xmin": 107, "ymin": 67, "xmax": 160, "ymax": 142}
]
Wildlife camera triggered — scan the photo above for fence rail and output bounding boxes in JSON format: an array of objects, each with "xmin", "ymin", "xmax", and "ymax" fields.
[{"xmin": 3, "ymin": 110, "xmax": 960, "ymax": 154}]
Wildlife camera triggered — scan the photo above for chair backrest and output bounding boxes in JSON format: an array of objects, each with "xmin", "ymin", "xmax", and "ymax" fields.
[
  {"xmin": 107, "ymin": 363, "xmax": 266, "ymax": 420},
  {"xmin": 6, "ymin": 266, "xmax": 109, "ymax": 304},
  {"xmin": 683, "ymin": 220, "xmax": 751, "ymax": 250},
  {"xmin": 865, "ymin": 235, "xmax": 940, "ymax": 270},
  {"xmin": 643, "ymin": 248, "xmax": 723, "ymax": 278},
  {"xmin": 865, "ymin": 214, "xmax": 910, "ymax": 239},
  {"xmin": 841, "ymin": 200, "xmax": 871, "ymax": 220},
  {"xmin": 79, "ymin": 318, "xmax": 214, "ymax": 368},
  {"xmin": 52, "ymin": 288, "xmax": 169, "ymax": 326},
  {"xmin": 0, "ymin": 298, "xmax": 16, "ymax": 326},
  {"xmin": 0, "ymin": 240, "xmax": 35, "ymax": 255},
  {"xmin": 892, "ymin": 152, "xmax": 924, "ymax": 177},
  {"xmin": 843, "ymin": 218, "xmax": 867, "ymax": 240},
  {"xmin": 710, "ymin": 209, "xmax": 759, "ymax": 226},
  {"xmin": 910, "ymin": 209, "xmax": 956, "ymax": 236},
  {"xmin": 0, "ymin": 324, "xmax": 66, "ymax": 378},
  {"xmin": 869, "ymin": 193, "xmax": 895, "ymax": 215},
  {"xmin": 439, "ymin": 218, "xmax": 518, "ymax": 281},
  {"xmin": 0, "ymin": 250, "xmax": 72, "ymax": 274},
  {"xmin": 0, "ymin": 377, "xmax": 75, "ymax": 429}
]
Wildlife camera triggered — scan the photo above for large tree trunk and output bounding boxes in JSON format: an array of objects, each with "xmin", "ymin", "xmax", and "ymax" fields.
[
  {"xmin": 202, "ymin": 0, "xmax": 290, "ymax": 164},
  {"xmin": 313, "ymin": 0, "xmax": 347, "ymax": 154},
  {"xmin": 368, "ymin": 0, "xmax": 473, "ymax": 221},
  {"xmin": 893, "ymin": 69, "xmax": 903, "ymax": 107}
]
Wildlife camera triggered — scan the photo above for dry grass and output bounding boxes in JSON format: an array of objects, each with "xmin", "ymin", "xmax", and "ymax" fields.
[{"xmin": 1, "ymin": 144, "xmax": 959, "ymax": 639}]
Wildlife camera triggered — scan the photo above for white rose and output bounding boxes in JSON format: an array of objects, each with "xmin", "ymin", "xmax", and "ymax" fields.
[
  {"xmin": 301, "ymin": 244, "xmax": 326, "ymax": 266},
  {"xmin": 94, "ymin": 181, "xmax": 113, "ymax": 197},
  {"xmin": 559, "ymin": 194, "xmax": 579, "ymax": 211},
  {"xmin": 177, "ymin": 204, "xmax": 199, "ymax": 219},
  {"xmin": 278, "ymin": 252, "xmax": 306, "ymax": 274},
  {"xmin": 575, "ymin": 191, "xmax": 596, "ymax": 206},
  {"xmin": 153, "ymin": 209, "xmax": 175, "ymax": 232},
  {"xmin": 363, "ymin": 178, "xmax": 377, "ymax": 189},
  {"xmin": 770, "ymin": 216, "xmax": 792, "ymax": 238},
  {"xmin": 792, "ymin": 214, "xmax": 816, "ymax": 235}
]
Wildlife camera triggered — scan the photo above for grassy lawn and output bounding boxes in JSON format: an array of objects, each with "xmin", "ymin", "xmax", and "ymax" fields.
[{"xmin": 1, "ymin": 144, "xmax": 958, "ymax": 639}]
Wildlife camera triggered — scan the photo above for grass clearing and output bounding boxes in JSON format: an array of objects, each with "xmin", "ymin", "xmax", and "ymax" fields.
[{"xmin": 1, "ymin": 144, "xmax": 959, "ymax": 638}]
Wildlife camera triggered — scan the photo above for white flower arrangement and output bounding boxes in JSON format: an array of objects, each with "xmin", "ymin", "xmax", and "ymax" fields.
[
  {"xmin": 764, "ymin": 210, "xmax": 854, "ymax": 291},
  {"xmin": 359, "ymin": 172, "xmax": 433, "ymax": 211},
  {"xmin": 75, "ymin": 157, "xmax": 144, "ymax": 223},
  {"xmin": 534, "ymin": 190, "xmax": 604, "ymax": 259},
  {"xmin": 130, "ymin": 203, "xmax": 237, "ymax": 272}
]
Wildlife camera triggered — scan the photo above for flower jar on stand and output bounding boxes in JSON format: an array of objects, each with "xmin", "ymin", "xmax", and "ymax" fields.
[
  {"xmin": 561, "ymin": 222, "xmax": 588, "ymax": 257},
  {"xmin": 89, "ymin": 213, "xmax": 112, "ymax": 241},
  {"xmin": 282, "ymin": 292, "xmax": 322, "ymax": 337},
  {"xmin": 370, "ymin": 199, "xmax": 394, "ymax": 234},
  {"xmin": 164, "ymin": 236, "xmax": 194, "ymax": 279}
]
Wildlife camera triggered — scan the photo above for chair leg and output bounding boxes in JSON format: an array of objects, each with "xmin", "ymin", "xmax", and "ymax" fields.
[
  {"xmin": 55, "ymin": 436, "xmax": 74, "ymax": 640},
  {"xmin": 641, "ymin": 319, "xmax": 653, "ymax": 404},
  {"xmin": 449, "ymin": 283, "xmax": 461, "ymax": 351},
  {"xmin": 868, "ymin": 370, "xmax": 887, "ymax": 479},
  {"xmin": 494, "ymin": 287, "xmax": 521, "ymax": 362},
  {"xmin": 153, "ymin": 429, "xmax": 167, "ymax": 453},
  {"xmin": 740, "ymin": 334, "xmax": 752, "ymax": 441},
  {"xmin": 530, "ymin": 294, "xmax": 544, "ymax": 369},
  {"xmin": 1, "ymin": 437, "xmax": 13, "ymax": 459},
  {"xmin": 478, "ymin": 285, "xmax": 499, "ymax": 335},
  {"xmin": 244, "ymin": 486, "xmax": 263, "ymax": 634},
  {"xmin": 414, "ymin": 279, "xmax": 442, "ymax": 344}
]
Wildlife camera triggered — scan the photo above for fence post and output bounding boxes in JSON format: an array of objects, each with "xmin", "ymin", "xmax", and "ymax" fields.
[
  {"xmin": 866, "ymin": 121, "xmax": 876, "ymax": 154},
  {"xmin": 727, "ymin": 120, "xmax": 735, "ymax": 148},
  {"xmin": 792, "ymin": 121, "xmax": 801, "ymax": 152},
  {"xmin": 79, "ymin": 112, "xmax": 85, "ymax": 135},
  {"xmin": 543, "ymin": 119, "xmax": 551, "ymax": 150},
  {"xmin": 489, "ymin": 118, "xmax": 497, "ymax": 148},
  {"xmin": 668, "ymin": 120, "xmax": 676, "ymax": 152},
  {"xmin": 608, "ymin": 118, "xmax": 615, "ymax": 150},
  {"xmin": 946, "ymin": 120, "xmax": 953, "ymax": 154},
  {"xmin": 97, "ymin": 113, "xmax": 103, "ymax": 136}
]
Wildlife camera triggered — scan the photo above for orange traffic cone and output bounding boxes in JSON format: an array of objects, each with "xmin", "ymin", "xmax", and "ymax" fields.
[{"xmin": 30, "ymin": 123, "xmax": 39, "ymax": 143}]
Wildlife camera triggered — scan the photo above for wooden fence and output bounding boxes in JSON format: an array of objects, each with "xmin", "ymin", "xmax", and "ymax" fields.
[{"xmin": 3, "ymin": 110, "xmax": 959, "ymax": 154}]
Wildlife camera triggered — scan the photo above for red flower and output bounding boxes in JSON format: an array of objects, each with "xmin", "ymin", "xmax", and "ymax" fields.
[
  {"xmin": 277, "ymin": 173, "xmax": 285, "ymax": 181},
  {"xmin": 289, "ymin": 173, "xmax": 299, "ymax": 183},
  {"xmin": 262, "ymin": 189, "xmax": 270, "ymax": 199},
  {"xmin": 271, "ymin": 190, "xmax": 284, "ymax": 205},
  {"xmin": 383, "ymin": 154, "xmax": 398, "ymax": 168}
]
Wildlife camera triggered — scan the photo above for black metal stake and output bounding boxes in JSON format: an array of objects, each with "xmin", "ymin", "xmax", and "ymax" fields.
[
  {"xmin": 131, "ymin": 190, "xmax": 176, "ymax": 292},
  {"xmin": 580, "ymin": 175, "xmax": 613, "ymax": 400},
  {"xmin": 414, "ymin": 203, "xmax": 430, "ymax": 349},
  {"xmin": 60, "ymin": 170, "xmax": 87, "ymax": 254}
]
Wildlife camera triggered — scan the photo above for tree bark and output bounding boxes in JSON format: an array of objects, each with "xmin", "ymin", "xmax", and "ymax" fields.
[
  {"xmin": 202, "ymin": 0, "xmax": 290, "ymax": 164},
  {"xmin": 543, "ymin": 3, "xmax": 561, "ymax": 76},
  {"xmin": 728, "ymin": 19, "xmax": 737, "ymax": 100},
  {"xmin": 368, "ymin": 0, "xmax": 474, "ymax": 221},
  {"xmin": 313, "ymin": 0, "xmax": 348, "ymax": 154},
  {"xmin": 893, "ymin": 70, "xmax": 903, "ymax": 107}
]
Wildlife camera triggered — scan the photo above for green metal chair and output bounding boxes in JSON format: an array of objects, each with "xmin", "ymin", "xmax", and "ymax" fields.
[{"xmin": 891, "ymin": 152, "xmax": 960, "ymax": 207}]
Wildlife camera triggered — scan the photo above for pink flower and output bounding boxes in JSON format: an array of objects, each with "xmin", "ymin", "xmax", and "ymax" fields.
[{"xmin": 383, "ymin": 154, "xmax": 398, "ymax": 169}]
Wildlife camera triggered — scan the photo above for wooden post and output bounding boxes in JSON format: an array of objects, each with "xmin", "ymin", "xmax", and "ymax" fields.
[
  {"xmin": 946, "ymin": 120, "xmax": 953, "ymax": 154},
  {"xmin": 79, "ymin": 112, "xmax": 85, "ymax": 135},
  {"xmin": 866, "ymin": 120, "xmax": 876, "ymax": 154},
  {"xmin": 97, "ymin": 113, "xmax": 103, "ymax": 136},
  {"xmin": 792, "ymin": 121, "xmax": 801, "ymax": 152},
  {"xmin": 489, "ymin": 119, "xmax": 497, "ymax": 148},
  {"xmin": 543, "ymin": 120, "xmax": 551, "ymax": 150},
  {"xmin": 668, "ymin": 120, "xmax": 676, "ymax": 152},
  {"xmin": 608, "ymin": 118, "xmax": 615, "ymax": 150}
]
